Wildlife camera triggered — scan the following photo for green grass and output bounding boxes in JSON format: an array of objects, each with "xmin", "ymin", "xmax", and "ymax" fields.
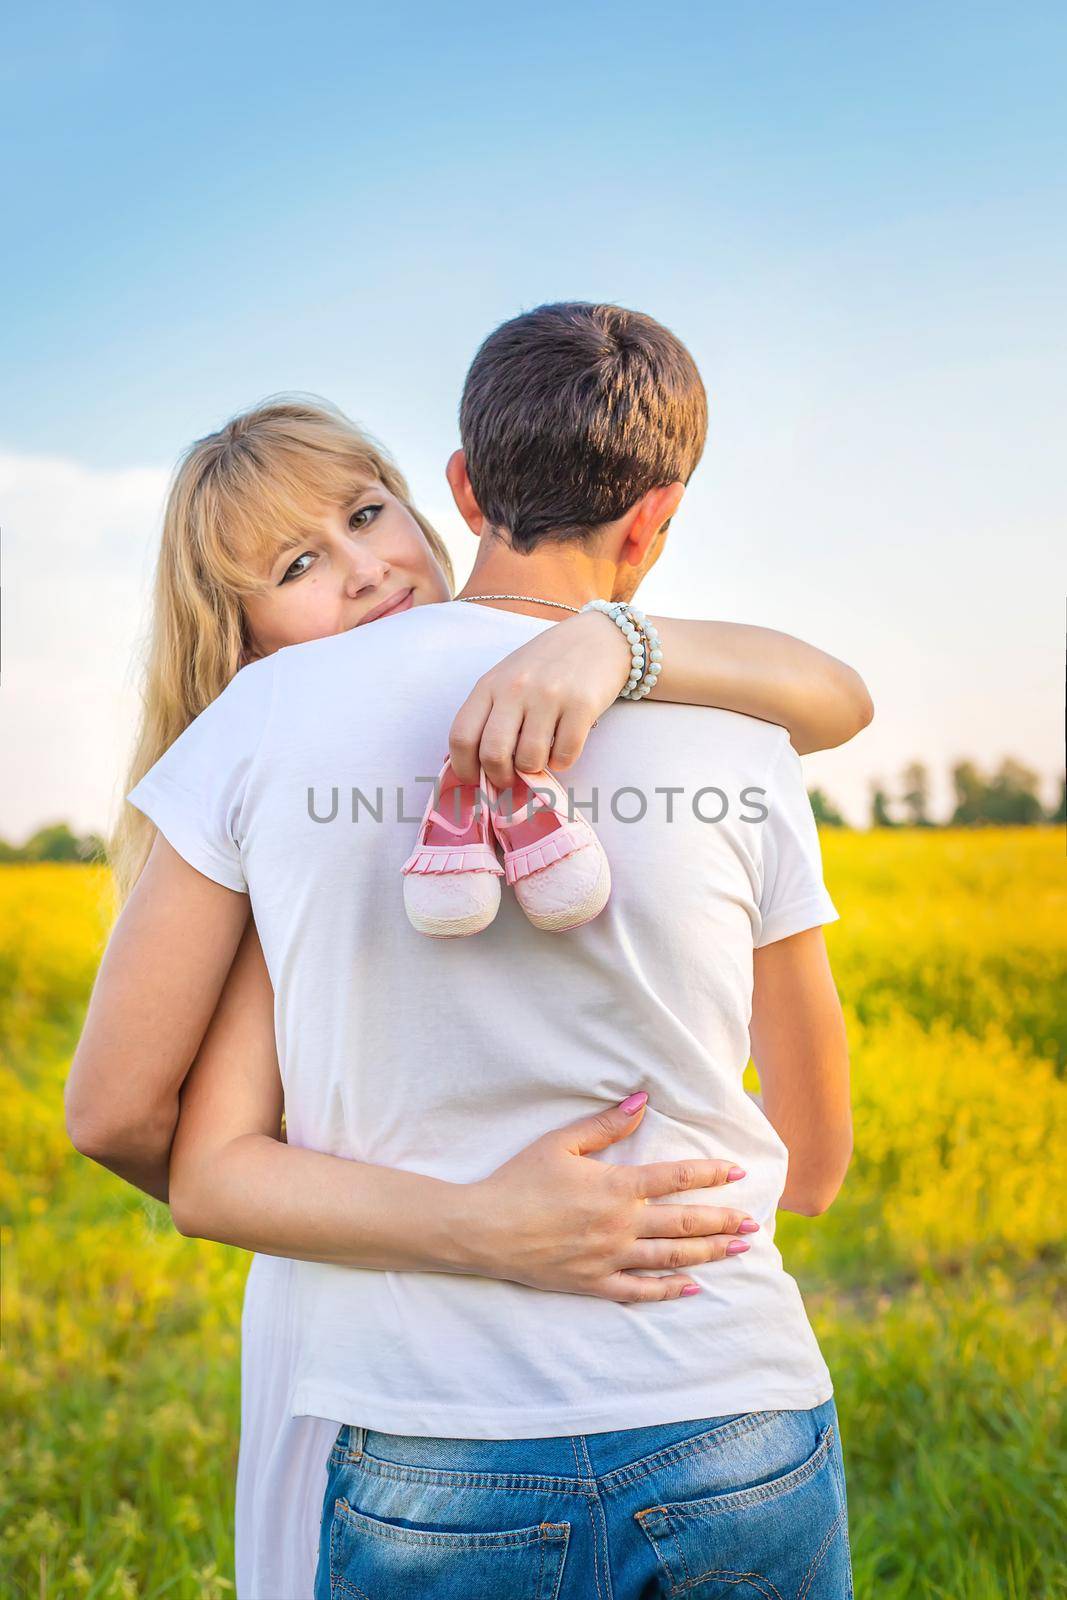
[{"xmin": 2, "ymin": 839, "xmax": 1065, "ymax": 1597}]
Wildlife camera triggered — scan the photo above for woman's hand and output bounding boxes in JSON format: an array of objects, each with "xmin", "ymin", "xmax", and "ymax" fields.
[
  {"xmin": 455, "ymin": 1094, "xmax": 758, "ymax": 1303},
  {"xmin": 448, "ymin": 610, "xmax": 632, "ymax": 787}
]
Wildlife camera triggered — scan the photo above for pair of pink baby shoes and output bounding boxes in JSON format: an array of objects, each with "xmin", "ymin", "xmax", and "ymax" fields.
[{"xmin": 401, "ymin": 754, "xmax": 611, "ymax": 938}]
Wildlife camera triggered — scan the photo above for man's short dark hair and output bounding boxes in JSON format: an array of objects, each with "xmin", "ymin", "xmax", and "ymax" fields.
[{"xmin": 459, "ymin": 301, "xmax": 708, "ymax": 554}]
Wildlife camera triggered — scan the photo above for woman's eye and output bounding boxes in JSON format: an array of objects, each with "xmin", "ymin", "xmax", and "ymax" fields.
[
  {"xmin": 280, "ymin": 552, "xmax": 315, "ymax": 584},
  {"xmin": 349, "ymin": 503, "xmax": 383, "ymax": 532}
]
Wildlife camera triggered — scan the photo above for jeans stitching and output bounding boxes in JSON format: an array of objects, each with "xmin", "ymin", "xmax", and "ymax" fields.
[
  {"xmin": 642, "ymin": 1503, "xmax": 785, "ymax": 1600},
  {"xmin": 338, "ymin": 1411, "xmax": 777, "ymax": 1497},
  {"xmin": 643, "ymin": 1423, "xmax": 835, "ymax": 1520},
  {"xmin": 827, "ymin": 1415, "xmax": 855, "ymax": 1596},
  {"xmin": 561, "ymin": 1436, "xmax": 605, "ymax": 1600},
  {"xmin": 334, "ymin": 1494, "xmax": 570, "ymax": 1550},
  {"xmin": 540, "ymin": 1522, "xmax": 571, "ymax": 1600},
  {"xmin": 331, "ymin": 1576, "xmax": 372, "ymax": 1600},
  {"xmin": 327, "ymin": 1498, "xmax": 569, "ymax": 1598},
  {"xmin": 797, "ymin": 1502, "xmax": 847, "ymax": 1600},
  {"xmin": 678, "ymin": 1572, "xmax": 782, "ymax": 1599},
  {"xmin": 584, "ymin": 1493, "xmax": 606, "ymax": 1599},
  {"xmin": 329, "ymin": 1499, "xmax": 372, "ymax": 1600},
  {"xmin": 335, "ymin": 1419, "xmax": 829, "ymax": 1509},
  {"xmin": 665, "ymin": 1501, "xmax": 696, "ymax": 1592},
  {"xmin": 343, "ymin": 1451, "xmax": 596, "ymax": 1495},
  {"xmin": 595, "ymin": 1410, "xmax": 777, "ymax": 1494},
  {"xmin": 326, "ymin": 1477, "xmax": 584, "ymax": 1593},
  {"xmin": 640, "ymin": 1522, "xmax": 684, "ymax": 1593}
]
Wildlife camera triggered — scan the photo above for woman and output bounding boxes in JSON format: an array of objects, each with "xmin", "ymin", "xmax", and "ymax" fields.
[{"xmin": 68, "ymin": 395, "xmax": 868, "ymax": 1596}]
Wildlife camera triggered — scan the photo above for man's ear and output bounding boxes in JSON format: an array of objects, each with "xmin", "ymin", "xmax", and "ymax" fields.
[
  {"xmin": 445, "ymin": 450, "xmax": 486, "ymax": 537},
  {"xmin": 621, "ymin": 481, "xmax": 685, "ymax": 567}
]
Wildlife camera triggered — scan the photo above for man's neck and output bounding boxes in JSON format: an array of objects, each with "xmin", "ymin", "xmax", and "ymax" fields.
[{"xmin": 453, "ymin": 539, "xmax": 628, "ymax": 620}]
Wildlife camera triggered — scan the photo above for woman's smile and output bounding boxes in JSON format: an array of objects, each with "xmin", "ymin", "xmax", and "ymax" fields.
[{"xmin": 357, "ymin": 585, "xmax": 415, "ymax": 625}]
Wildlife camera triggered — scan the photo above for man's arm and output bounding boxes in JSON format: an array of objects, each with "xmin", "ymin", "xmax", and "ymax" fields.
[
  {"xmin": 749, "ymin": 926, "xmax": 853, "ymax": 1216},
  {"xmin": 63, "ymin": 832, "xmax": 254, "ymax": 1203}
]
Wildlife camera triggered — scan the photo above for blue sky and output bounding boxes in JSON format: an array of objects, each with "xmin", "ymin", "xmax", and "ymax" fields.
[{"xmin": 2, "ymin": 0, "xmax": 1064, "ymax": 834}]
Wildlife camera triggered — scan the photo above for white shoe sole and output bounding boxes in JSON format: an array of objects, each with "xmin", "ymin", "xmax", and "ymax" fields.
[
  {"xmin": 517, "ymin": 845, "xmax": 612, "ymax": 932},
  {"xmin": 403, "ymin": 877, "xmax": 501, "ymax": 938}
]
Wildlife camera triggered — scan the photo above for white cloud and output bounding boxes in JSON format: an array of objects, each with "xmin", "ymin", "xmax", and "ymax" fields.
[{"xmin": 0, "ymin": 452, "xmax": 169, "ymax": 842}]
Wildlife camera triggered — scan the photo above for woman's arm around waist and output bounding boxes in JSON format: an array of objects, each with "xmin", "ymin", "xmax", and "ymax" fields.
[{"xmin": 168, "ymin": 916, "xmax": 761, "ymax": 1301}]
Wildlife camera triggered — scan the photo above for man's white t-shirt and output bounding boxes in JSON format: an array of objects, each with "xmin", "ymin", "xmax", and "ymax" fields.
[{"xmin": 128, "ymin": 599, "xmax": 839, "ymax": 1438}]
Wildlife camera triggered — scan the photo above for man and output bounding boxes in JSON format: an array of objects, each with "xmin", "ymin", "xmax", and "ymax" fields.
[{"xmin": 75, "ymin": 303, "xmax": 855, "ymax": 1597}]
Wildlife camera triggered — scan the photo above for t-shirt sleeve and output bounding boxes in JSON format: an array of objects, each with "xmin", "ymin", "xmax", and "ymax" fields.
[
  {"xmin": 124, "ymin": 654, "xmax": 278, "ymax": 894},
  {"xmin": 755, "ymin": 734, "xmax": 840, "ymax": 948}
]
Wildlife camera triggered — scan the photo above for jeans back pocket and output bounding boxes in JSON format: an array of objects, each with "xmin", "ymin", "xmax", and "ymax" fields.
[
  {"xmin": 635, "ymin": 1419, "xmax": 851, "ymax": 1599},
  {"xmin": 327, "ymin": 1488, "xmax": 571, "ymax": 1600}
]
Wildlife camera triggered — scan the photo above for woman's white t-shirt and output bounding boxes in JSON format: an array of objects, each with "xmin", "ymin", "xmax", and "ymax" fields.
[{"xmin": 128, "ymin": 600, "xmax": 839, "ymax": 1439}]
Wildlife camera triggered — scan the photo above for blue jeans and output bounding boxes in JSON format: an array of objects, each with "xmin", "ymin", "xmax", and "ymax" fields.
[{"xmin": 314, "ymin": 1395, "xmax": 853, "ymax": 1598}]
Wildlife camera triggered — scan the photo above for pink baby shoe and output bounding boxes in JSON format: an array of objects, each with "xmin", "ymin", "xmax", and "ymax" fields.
[
  {"xmin": 481, "ymin": 766, "xmax": 611, "ymax": 932},
  {"xmin": 400, "ymin": 755, "xmax": 504, "ymax": 937}
]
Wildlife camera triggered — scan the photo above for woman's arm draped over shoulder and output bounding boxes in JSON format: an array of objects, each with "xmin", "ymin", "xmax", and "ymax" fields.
[
  {"xmin": 642, "ymin": 616, "xmax": 874, "ymax": 756},
  {"xmin": 448, "ymin": 610, "xmax": 873, "ymax": 787}
]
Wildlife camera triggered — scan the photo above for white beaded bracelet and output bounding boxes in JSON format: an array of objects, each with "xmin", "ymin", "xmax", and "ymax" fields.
[
  {"xmin": 623, "ymin": 606, "xmax": 663, "ymax": 698},
  {"xmin": 580, "ymin": 599, "xmax": 663, "ymax": 699}
]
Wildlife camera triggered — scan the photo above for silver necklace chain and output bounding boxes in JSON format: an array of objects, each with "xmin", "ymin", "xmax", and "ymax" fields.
[{"xmin": 452, "ymin": 593, "xmax": 582, "ymax": 614}]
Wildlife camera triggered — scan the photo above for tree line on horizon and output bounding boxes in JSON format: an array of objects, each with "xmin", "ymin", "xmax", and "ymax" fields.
[
  {"xmin": 0, "ymin": 757, "xmax": 1063, "ymax": 862},
  {"xmin": 0, "ymin": 823, "xmax": 108, "ymax": 865},
  {"xmin": 810, "ymin": 757, "xmax": 1066, "ymax": 830}
]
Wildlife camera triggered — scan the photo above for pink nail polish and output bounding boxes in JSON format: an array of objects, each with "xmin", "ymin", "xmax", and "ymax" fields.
[
  {"xmin": 726, "ymin": 1240, "xmax": 750, "ymax": 1255},
  {"xmin": 681, "ymin": 1284, "xmax": 702, "ymax": 1296},
  {"xmin": 618, "ymin": 1091, "xmax": 648, "ymax": 1114},
  {"xmin": 727, "ymin": 1166, "xmax": 746, "ymax": 1182},
  {"xmin": 738, "ymin": 1219, "xmax": 760, "ymax": 1234}
]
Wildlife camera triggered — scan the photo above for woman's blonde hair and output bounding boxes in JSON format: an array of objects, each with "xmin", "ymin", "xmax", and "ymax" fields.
[{"xmin": 109, "ymin": 395, "xmax": 455, "ymax": 908}]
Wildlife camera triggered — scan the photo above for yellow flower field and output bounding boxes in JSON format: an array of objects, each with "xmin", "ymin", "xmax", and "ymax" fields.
[{"xmin": 1, "ymin": 831, "xmax": 1064, "ymax": 1598}]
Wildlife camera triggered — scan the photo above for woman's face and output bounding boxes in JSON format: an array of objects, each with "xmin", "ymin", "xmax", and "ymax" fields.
[{"xmin": 242, "ymin": 481, "xmax": 451, "ymax": 656}]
